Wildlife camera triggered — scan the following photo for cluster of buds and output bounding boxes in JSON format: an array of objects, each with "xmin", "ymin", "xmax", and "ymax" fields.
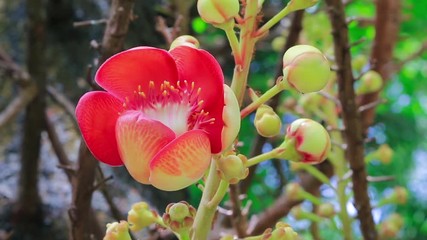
[
  {"xmin": 379, "ymin": 213, "xmax": 404, "ymax": 239},
  {"xmin": 316, "ymin": 203, "xmax": 335, "ymax": 218},
  {"xmin": 282, "ymin": 45, "xmax": 331, "ymax": 94},
  {"xmin": 277, "ymin": 118, "xmax": 331, "ymax": 164},
  {"xmin": 170, "ymin": 35, "xmax": 200, "ymax": 50},
  {"xmin": 216, "ymin": 154, "xmax": 249, "ymax": 184},
  {"xmin": 103, "ymin": 221, "xmax": 131, "ymax": 240},
  {"xmin": 163, "ymin": 201, "xmax": 196, "ymax": 237},
  {"xmin": 127, "ymin": 202, "xmax": 162, "ymax": 231},
  {"xmin": 261, "ymin": 222, "xmax": 299, "ymax": 240},
  {"xmin": 254, "ymin": 104, "xmax": 282, "ymax": 138},
  {"xmin": 356, "ymin": 70, "xmax": 383, "ymax": 95}
]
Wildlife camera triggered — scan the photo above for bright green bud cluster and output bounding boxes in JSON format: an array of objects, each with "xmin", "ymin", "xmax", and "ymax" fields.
[
  {"xmin": 356, "ymin": 70, "xmax": 383, "ymax": 95},
  {"xmin": 197, "ymin": 0, "xmax": 240, "ymax": 25},
  {"xmin": 254, "ymin": 105, "xmax": 282, "ymax": 138},
  {"xmin": 379, "ymin": 213, "xmax": 404, "ymax": 239},
  {"xmin": 217, "ymin": 154, "xmax": 249, "ymax": 184},
  {"xmin": 170, "ymin": 35, "xmax": 200, "ymax": 50},
  {"xmin": 163, "ymin": 201, "xmax": 196, "ymax": 233},
  {"xmin": 316, "ymin": 203, "xmax": 335, "ymax": 218},
  {"xmin": 282, "ymin": 45, "xmax": 330, "ymax": 93},
  {"xmin": 103, "ymin": 221, "xmax": 131, "ymax": 240},
  {"xmin": 127, "ymin": 202, "xmax": 161, "ymax": 231},
  {"xmin": 278, "ymin": 118, "xmax": 331, "ymax": 164}
]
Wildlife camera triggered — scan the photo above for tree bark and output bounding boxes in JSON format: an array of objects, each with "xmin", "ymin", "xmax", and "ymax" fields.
[
  {"xmin": 12, "ymin": 0, "xmax": 46, "ymax": 238},
  {"xmin": 325, "ymin": 0, "xmax": 378, "ymax": 239}
]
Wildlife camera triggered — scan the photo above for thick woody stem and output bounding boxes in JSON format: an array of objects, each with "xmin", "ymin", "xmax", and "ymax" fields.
[{"xmin": 324, "ymin": 0, "xmax": 377, "ymax": 239}]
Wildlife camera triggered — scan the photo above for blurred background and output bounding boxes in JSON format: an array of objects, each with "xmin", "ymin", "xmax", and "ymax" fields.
[{"xmin": 0, "ymin": 0, "xmax": 426, "ymax": 239}]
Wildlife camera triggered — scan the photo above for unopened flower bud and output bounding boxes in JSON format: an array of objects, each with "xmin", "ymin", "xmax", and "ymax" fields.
[
  {"xmin": 287, "ymin": 0, "xmax": 319, "ymax": 12},
  {"xmin": 272, "ymin": 36, "xmax": 286, "ymax": 52},
  {"xmin": 376, "ymin": 144, "xmax": 394, "ymax": 164},
  {"xmin": 270, "ymin": 222, "xmax": 299, "ymax": 240},
  {"xmin": 379, "ymin": 214, "xmax": 404, "ymax": 239},
  {"xmin": 352, "ymin": 54, "xmax": 368, "ymax": 72},
  {"xmin": 217, "ymin": 154, "xmax": 249, "ymax": 184},
  {"xmin": 378, "ymin": 186, "xmax": 409, "ymax": 207},
  {"xmin": 254, "ymin": 105, "xmax": 282, "ymax": 138},
  {"xmin": 356, "ymin": 70, "xmax": 383, "ymax": 95},
  {"xmin": 316, "ymin": 203, "xmax": 335, "ymax": 218},
  {"xmin": 170, "ymin": 35, "xmax": 200, "ymax": 50},
  {"xmin": 163, "ymin": 201, "xmax": 196, "ymax": 233},
  {"xmin": 197, "ymin": 0, "xmax": 240, "ymax": 25},
  {"xmin": 104, "ymin": 221, "xmax": 131, "ymax": 240},
  {"xmin": 297, "ymin": 93, "xmax": 324, "ymax": 116},
  {"xmin": 282, "ymin": 45, "xmax": 330, "ymax": 93},
  {"xmin": 127, "ymin": 202, "xmax": 161, "ymax": 231},
  {"xmin": 278, "ymin": 118, "xmax": 331, "ymax": 164},
  {"xmin": 285, "ymin": 182, "xmax": 303, "ymax": 201},
  {"xmin": 290, "ymin": 206, "xmax": 305, "ymax": 220}
]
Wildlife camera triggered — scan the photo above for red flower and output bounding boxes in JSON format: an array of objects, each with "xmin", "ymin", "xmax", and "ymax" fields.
[{"xmin": 76, "ymin": 46, "xmax": 240, "ymax": 191}]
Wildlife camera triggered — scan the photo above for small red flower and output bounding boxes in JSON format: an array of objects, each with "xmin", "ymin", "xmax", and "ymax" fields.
[{"xmin": 76, "ymin": 46, "xmax": 240, "ymax": 191}]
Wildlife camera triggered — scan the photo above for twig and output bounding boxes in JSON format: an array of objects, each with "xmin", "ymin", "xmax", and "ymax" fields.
[
  {"xmin": 46, "ymin": 85, "xmax": 79, "ymax": 130},
  {"xmin": 73, "ymin": 19, "xmax": 107, "ymax": 28},
  {"xmin": 358, "ymin": 99, "xmax": 386, "ymax": 113},
  {"xmin": 229, "ymin": 184, "xmax": 247, "ymax": 238},
  {"xmin": 367, "ymin": 175, "xmax": 395, "ymax": 182},
  {"xmin": 325, "ymin": 0, "xmax": 378, "ymax": 239}
]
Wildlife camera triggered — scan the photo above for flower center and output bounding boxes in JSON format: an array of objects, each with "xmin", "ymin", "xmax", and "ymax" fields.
[{"xmin": 121, "ymin": 80, "xmax": 215, "ymax": 136}]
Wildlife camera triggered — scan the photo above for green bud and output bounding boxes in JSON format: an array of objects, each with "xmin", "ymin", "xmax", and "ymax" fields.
[
  {"xmin": 356, "ymin": 70, "xmax": 383, "ymax": 95},
  {"xmin": 285, "ymin": 182, "xmax": 304, "ymax": 201},
  {"xmin": 272, "ymin": 36, "xmax": 286, "ymax": 52},
  {"xmin": 170, "ymin": 35, "xmax": 200, "ymax": 50},
  {"xmin": 217, "ymin": 154, "xmax": 249, "ymax": 184},
  {"xmin": 127, "ymin": 202, "xmax": 161, "ymax": 231},
  {"xmin": 376, "ymin": 144, "xmax": 394, "ymax": 164},
  {"xmin": 163, "ymin": 201, "xmax": 196, "ymax": 233},
  {"xmin": 282, "ymin": 45, "xmax": 330, "ymax": 93},
  {"xmin": 379, "ymin": 214, "xmax": 404, "ymax": 239},
  {"xmin": 278, "ymin": 118, "xmax": 331, "ymax": 164},
  {"xmin": 103, "ymin": 221, "xmax": 131, "ymax": 240},
  {"xmin": 270, "ymin": 222, "xmax": 299, "ymax": 240},
  {"xmin": 297, "ymin": 93, "xmax": 325, "ymax": 116},
  {"xmin": 316, "ymin": 203, "xmax": 335, "ymax": 218},
  {"xmin": 378, "ymin": 186, "xmax": 409, "ymax": 207},
  {"xmin": 197, "ymin": 0, "xmax": 240, "ymax": 25},
  {"xmin": 254, "ymin": 105, "xmax": 282, "ymax": 138},
  {"xmin": 352, "ymin": 54, "xmax": 368, "ymax": 72},
  {"xmin": 287, "ymin": 0, "xmax": 319, "ymax": 12}
]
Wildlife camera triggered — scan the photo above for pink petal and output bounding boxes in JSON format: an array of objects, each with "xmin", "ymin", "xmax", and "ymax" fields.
[
  {"xmin": 170, "ymin": 46, "xmax": 225, "ymax": 153},
  {"xmin": 95, "ymin": 47, "xmax": 179, "ymax": 101},
  {"xmin": 76, "ymin": 91, "xmax": 123, "ymax": 166},
  {"xmin": 116, "ymin": 111, "xmax": 176, "ymax": 184},
  {"xmin": 149, "ymin": 129, "xmax": 211, "ymax": 191}
]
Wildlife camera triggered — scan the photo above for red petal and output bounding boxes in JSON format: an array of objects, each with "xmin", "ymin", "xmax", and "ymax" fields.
[
  {"xmin": 76, "ymin": 91, "xmax": 123, "ymax": 166},
  {"xmin": 170, "ymin": 46, "xmax": 225, "ymax": 153},
  {"xmin": 95, "ymin": 47, "xmax": 179, "ymax": 101},
  {"xmin": 115, "ymin": 111, "xmax": 176, "ymax": 184},
  {"xmin": 149, "ymin": 129, "xmax": 211, "ymax": 191}
]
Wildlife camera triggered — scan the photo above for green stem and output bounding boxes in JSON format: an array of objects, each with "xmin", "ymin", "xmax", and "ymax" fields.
[
  {"xmin": 256, "ymin": 6, "xmax": 291, "ymax": 36},
  {"xmin": 208, "ymin": 180, "xmax": 230, "ymax": 208},
  {"xmin": 299, "ymin": 191, "xmax": 323, "ymax": 205},
  {"xmin": 299, "ymin": 164, "xmax": 334, "ymax": 190},
  {"xmin": 222, "ymin": 21, "xmax": 242, "ymax": 64},
  {"xmin": 323, "ymin": 98, "xmax": 353, "ymax": 240},
  {"xmin": 191, "ymin": 160, "xmax": 221, "ymax": 240},
  {"xmin": 231, "ymin": 0, "xmax": 259, "ymax": 106},
  {"xmin": 245, "ymin": 149, "xmax": 280, "ymax": 167},
  {"xmin": 240, "ymin": 83, "xmax": 287, "ymax": 118}
]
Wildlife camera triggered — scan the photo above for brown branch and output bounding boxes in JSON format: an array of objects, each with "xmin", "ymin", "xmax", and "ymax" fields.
[
  {"xmin": 228, "ymin": 185, "xmax": 247, "ymax": 238},
  {"xmin": 359, "ymin": 0, "xmax": 400, "ymax": 131},
  {"xmin": 325, "ymin": 0, "xmax": 377, "ymax": 239},
  {"xmin": 240, "ymin": 10, "xmax": 305, "ymax": 195},
  {"xmin": 0, "ymin": 83, "xmax": 37, "ymax": 129},
  {"xmin": 70, "ymin": 0, "xmax": 135, "ymax": 239},
  {"xmin": 46, "ymin": 85, "xmax": 79, "ymax": 131},
  {"xmin": 248, "ymin": 161, "xmax": 334, "ymax": 235}
]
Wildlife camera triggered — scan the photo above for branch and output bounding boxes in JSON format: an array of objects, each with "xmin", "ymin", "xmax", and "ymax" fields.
[
  {"xmin": 240, "ymin": 10, "xmax": 305, "ymax": 194},
  {"xmin": 325, "ymin": 0, "xmax": 377, "ymax": 239}
]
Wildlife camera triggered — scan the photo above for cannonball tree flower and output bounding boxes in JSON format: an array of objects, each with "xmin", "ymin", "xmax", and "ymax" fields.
[{"xmin": 76, "ymin": 46, "xmax": 240, "ymax": 191}]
